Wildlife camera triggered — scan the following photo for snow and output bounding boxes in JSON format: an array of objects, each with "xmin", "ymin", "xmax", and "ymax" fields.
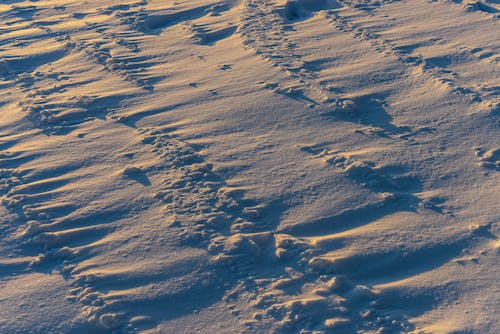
[{"xmin": 0, "ymin": 0, "xmax": 498, "ymax": 333}]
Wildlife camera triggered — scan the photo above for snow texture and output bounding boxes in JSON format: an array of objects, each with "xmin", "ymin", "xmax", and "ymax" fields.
[{"xmin": 0, "ymin": 0, "xmax": 498, "ymax": 333}]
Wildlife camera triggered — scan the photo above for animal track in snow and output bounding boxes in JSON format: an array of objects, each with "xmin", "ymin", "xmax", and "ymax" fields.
[
  {"xmin": 326, "ymin": 0, "xmax": 497, "ymax": 109},
  {"xmin": 239, "ymin": 0, "xmax": 339, "ymax": 106}
]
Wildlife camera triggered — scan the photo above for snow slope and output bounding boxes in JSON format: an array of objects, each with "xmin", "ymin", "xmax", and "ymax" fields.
[{"xmin": 0, "ymin": 0, "xmax": 498, "ymax": 333}]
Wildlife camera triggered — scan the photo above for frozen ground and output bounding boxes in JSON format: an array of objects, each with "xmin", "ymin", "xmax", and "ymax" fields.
[{"xmin": 0, "ymin": 0, "xmax": 498, "ymax": 333}]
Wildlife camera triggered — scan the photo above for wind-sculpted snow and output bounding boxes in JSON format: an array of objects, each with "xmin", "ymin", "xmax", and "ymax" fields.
[{"xmin": 0, "ymin": 0, "xmax": 498, "ymax": 333}]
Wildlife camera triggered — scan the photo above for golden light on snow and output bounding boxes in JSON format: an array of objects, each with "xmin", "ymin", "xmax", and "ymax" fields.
[{"xmin": 0, "ymin": 0, "xmax": 498, "ymax": 333}]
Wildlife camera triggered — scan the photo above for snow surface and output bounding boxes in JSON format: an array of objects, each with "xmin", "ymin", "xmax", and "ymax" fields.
[{"xmin": 0, "ymin": 0, "xmax": 498, "ymax": 333}]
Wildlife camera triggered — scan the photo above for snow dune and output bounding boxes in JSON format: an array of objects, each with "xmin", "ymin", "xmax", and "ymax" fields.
[{"xmin": 0, "ymin": 0, "xmax": 498, "ymax": 333}]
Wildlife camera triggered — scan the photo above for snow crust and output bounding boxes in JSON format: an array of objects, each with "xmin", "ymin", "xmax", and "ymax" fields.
[{"xmin": 0, "ymin": 0, "xmax": 498, "ymax": 333}]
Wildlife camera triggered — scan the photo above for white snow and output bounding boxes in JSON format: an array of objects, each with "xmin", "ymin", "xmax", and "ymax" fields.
[{"xmin": 0, "ymin": 0, "xmax": 498, "ymax": 333}]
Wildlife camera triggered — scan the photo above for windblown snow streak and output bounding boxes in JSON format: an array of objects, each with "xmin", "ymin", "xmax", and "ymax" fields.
[{"xmin": 0, "ymin": 0, "xmax": 498, "ymax": 333}]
